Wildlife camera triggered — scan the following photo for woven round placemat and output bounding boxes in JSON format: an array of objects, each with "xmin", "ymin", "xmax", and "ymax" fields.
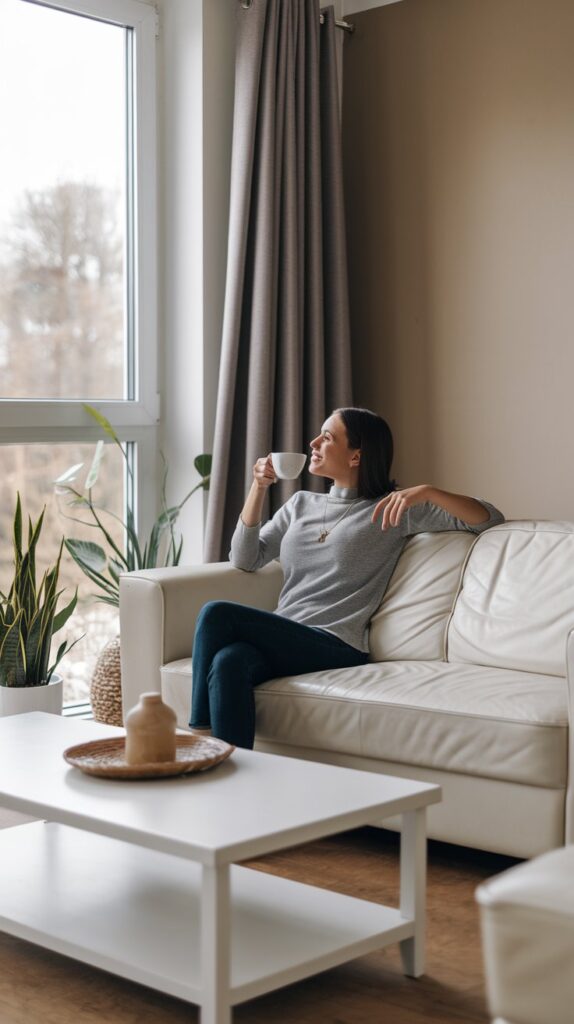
[
  {"xmin": 90, "ymin": 636, "xmax": 123, "ymax": 726},
  {"xmin": 63, "ymin": 734, "xmax": 234, "ymax": 779}
]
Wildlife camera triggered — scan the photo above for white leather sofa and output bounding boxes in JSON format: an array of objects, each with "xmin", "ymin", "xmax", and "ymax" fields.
[
  {"xmin": 476, "ymin": 845, "xmax": 574, "ymax": 1024},
  {"xmin": 119, "ymin": 520, "xmax": 574, "ymax": 859}
]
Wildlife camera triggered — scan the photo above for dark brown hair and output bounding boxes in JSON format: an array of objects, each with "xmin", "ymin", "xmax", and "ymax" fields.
[{"xmin": 336, "ymin": 407, "xmax": 396, "ymax": 499}]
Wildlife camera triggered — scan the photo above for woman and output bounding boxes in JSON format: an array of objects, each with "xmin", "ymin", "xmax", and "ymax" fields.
[{"xmin": 190, "ymin": 407, "xmax": 504, "ymax": 747}]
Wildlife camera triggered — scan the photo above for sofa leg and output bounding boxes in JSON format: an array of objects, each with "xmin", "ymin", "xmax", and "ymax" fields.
[{"xmin": 399, "ymin": 807, "xmax": 427, "ymax": 978}]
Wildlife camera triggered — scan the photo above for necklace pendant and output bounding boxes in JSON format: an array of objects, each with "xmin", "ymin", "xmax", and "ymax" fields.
[{"xmin": 318, "ymin": 531, "xmax": 328, "ymax": 543}]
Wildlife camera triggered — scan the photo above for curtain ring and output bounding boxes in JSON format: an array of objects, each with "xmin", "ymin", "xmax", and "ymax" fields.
[{"xmin": 241, "ymin": 0, "xmax": 253, "ymax": 9}]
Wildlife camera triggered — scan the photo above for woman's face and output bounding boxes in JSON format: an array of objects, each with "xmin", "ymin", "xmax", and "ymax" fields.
[{"xmin": 309, "ymin": 413, "xmax": 360, "ymax": 484}]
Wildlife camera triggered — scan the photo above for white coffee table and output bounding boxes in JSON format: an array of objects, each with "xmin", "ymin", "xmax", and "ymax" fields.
[{"xmin": 0, "ymin": 714, "xmax": 441, "ymax": 1024}]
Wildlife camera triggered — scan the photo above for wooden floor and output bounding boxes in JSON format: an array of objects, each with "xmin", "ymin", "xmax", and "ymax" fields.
[{"xmin": 0, "ymin": 809, "xmax": 518, "ymax": 1024}]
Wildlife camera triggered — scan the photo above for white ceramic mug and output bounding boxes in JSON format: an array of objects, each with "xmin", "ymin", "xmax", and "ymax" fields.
[{"xmin": 271, "ymin": 452, "xmax": 307, "ymax": 480}]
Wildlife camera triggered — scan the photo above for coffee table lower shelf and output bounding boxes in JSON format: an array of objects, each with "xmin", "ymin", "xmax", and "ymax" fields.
[{"xmin": 0, "ymin": 821, "xmax": 413, "ymax": 1007}]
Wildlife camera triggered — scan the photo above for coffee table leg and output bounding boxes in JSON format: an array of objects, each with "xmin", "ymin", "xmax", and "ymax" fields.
[
  {"xmin": 200, "ymin": 863, "xmax": 232, "ymax": 1024},
  {"xmin": 399, "ymin": 807, "xmax": 427, "ymax": 978}
]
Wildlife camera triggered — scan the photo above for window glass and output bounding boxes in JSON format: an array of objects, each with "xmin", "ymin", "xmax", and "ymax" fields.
[
  {"xmin": 0, "ymin": 443, "xmax": 125, "ymax": 703},
  {"xmin": 0, "ymin": 1, "xmax": 127, "ymax": 399}
]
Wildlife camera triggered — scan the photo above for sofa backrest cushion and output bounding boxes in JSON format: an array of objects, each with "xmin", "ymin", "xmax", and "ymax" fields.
[
  {"xmin": 369, "ymin": 531, "xmax": 476, "ymax": 662},
  {"xmin": 447, "ymin": 521, "xmax": 574, "ymax": 677}
]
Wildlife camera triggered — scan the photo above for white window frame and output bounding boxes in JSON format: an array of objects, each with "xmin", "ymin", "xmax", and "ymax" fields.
[{"xmin": 0, "ymin": 0, "xmax": 159, "ymax": 536}]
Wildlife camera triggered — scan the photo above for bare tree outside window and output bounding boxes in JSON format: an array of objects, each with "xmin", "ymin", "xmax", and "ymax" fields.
[
  {"xmin": 0, "ymin": 182, "xmax": 123, "ymax": 399},
  {"xmin": 0, "ymin": 1, "xmax": 127, "ymax": 398}
]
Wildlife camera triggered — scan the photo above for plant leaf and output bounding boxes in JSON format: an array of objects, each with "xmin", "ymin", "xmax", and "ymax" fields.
[
  {"xmin": 47, "ymin": 634, "xmax": 84, "ymax": 681},
  {"xmin": 54, "ymin": 462, "xmax": 84, "ymax": 486},
  {"xmin": 65, "ymin": 539, "xmax": 107, "ymax": 575},
  {"xmin": 107, "ymin": 562, "xmax": 120, "ymax": 585},
  {"xmin": 65, "ymin": 493, "xmax": 92, "ymax": 508},
  {"xmin": 52, "ymin": 589, "xmax": 78, "ymax": 634},
  {"xmin": 126, "ymin": 505, "xmax": 142, "ymax": 569},
  {"xmin": 85, "ymin": 440, "xmax": 105, "ymax": 490},
  {"xmin": 85, "ymin": 504, "xmax": 129, "ymax": 569},
  {"xmin": 109, "ymin": 557, "xmax": 124, "ymax": 577},
  {"xmin": 74, "ymin": 566, "xmax": 119, "ymax": 603},
  {"xmin": 82, "ymin": 404, "xmax": 121, "ymax": 446},
  {"xmin": 144, "ymin": 510, "xmax": 177, "ymax": 569},
  {"xmin": 0, "ymin": 611, "xmax": 24, "ymax": 668},
  {"xmin": 14, "ymin": 493, "xmax": 22, "ymax": 559},
  {"xmin": 194, "ymin": 453, "xmax": 212, "ymax": 478},
  {"xmin": 173, "ymin": 534, "xmax": 184, "ymax": 566},
  {"xmin": 24, "ymin": 608, "xmax": 45, "ymax": 682}
]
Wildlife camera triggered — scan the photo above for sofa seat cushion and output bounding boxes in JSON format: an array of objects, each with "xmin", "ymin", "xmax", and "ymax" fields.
[
  {"xmin": 254, "ymin": 661, "xmax": 568, "ymax": 788},
  {"xmin": 161, "ymin": 657, "xmax": 568, "ymax": 788}
]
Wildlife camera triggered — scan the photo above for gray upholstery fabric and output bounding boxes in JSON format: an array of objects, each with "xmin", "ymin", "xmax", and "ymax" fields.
[{"xmin": 204, "ymin": 1, "xmax": 352, "ymax": 561}]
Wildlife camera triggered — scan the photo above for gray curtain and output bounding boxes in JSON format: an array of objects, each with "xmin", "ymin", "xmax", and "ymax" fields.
[{"xmin": 204, "ymin": 0, "xmax": 352, "ymax": 562}]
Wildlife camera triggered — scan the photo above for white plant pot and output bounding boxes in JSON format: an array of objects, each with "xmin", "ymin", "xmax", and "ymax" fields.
[{"xmin": 0, "ymin": 674, "xmax": 64, "ymax": 718}]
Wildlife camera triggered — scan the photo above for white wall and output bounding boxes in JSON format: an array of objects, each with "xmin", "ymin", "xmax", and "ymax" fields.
[{"xmin": 158, "ymin": 0, "xmax": 235, "ymax": 562}]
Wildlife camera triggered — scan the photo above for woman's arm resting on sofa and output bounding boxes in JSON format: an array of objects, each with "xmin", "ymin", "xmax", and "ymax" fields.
[{"xmin": 372, "ymin": 486, "xmax": 502, "ymax": 530}]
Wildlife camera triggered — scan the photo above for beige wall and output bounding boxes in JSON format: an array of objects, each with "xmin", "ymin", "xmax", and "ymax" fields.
[{"xmin": 343, "ymin": 0, "xmax": 574, "ymax": 519}]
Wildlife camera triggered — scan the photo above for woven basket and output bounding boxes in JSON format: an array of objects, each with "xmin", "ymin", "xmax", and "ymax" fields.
[{"xmin": 90, "ymin": 635, "xmax": 123, "ymax": 726}]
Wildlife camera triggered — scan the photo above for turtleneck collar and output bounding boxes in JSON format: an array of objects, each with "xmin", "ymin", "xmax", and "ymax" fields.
[{"xmin": 329, "ymin": 485, "xmax": 359, "ymax": 499}]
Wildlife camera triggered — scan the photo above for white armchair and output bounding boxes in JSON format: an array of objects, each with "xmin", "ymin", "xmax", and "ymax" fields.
[{"xmin": 476, "ymin": 844, "xmax": 574, "ymax": 1024}]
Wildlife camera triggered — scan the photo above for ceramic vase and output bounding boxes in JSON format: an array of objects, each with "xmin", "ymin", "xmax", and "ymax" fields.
[{"xmin": 124, "ymin": 692, "xmax": 177, "ymax": 765}]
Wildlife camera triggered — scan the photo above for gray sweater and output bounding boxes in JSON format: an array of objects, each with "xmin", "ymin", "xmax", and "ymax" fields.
[{"xmin": 230, "ymin": 487, "xmax": 504, "ymax": 652}]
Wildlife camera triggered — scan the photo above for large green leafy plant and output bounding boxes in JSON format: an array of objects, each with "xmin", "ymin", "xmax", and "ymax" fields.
[
  {"xmin": 57, "ymin": 405, "xmax": 211, "ymax": 607},
  {"xmin": 0, "ymin": 496, "xmax": 79, "ymax": 687}
]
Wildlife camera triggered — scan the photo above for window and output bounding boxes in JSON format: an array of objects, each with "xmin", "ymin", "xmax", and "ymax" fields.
[
  {"xmin": 1, "ymin": 2, "xmax": 127, "ymax": 399},
  {"xmin": 0, "ymin": 0, "xmax": 158, "ymax": 704}
]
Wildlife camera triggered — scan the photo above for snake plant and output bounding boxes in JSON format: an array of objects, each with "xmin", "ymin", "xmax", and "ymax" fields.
[
  {"xmin": 57, "ymin": 405, "xmax": 211, "ymax": 607},
  {"xmin": 0, "ymin": 495, "xmax": 79, "ymax": 687}
]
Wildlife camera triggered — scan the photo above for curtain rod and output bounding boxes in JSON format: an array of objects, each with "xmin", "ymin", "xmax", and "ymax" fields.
[{"xmin": 239, "ymin": 2, "xmax": 355, "ymax": 35}]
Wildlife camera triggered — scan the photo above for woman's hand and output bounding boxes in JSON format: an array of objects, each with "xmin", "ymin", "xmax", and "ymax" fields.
[
  {"xmin": 372, "ymin": 485, "xmax": 432, "ymax": 530},
  {"xmin": 240, "ymin": 456, "xmax": 277, "ymax": 528},
  {"xmin": 253, "ymin": 454, "xmax": 277, "ymax": 490},
  {"xmin": 372, "ymin": 485, "xmax": 491, "ymax": 530}
]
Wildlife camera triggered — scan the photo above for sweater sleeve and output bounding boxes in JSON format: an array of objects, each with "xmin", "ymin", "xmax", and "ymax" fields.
[
  {"xmin": 403, "ymin": 498, "xmax": 505, "ymax": 537},
  {"xmin": 229, "ymin": 495, "xmax": 296, "ymax": 571}
]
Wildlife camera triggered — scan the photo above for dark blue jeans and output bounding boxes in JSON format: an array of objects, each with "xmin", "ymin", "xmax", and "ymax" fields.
[{"xmin": 189, "ymin": 600, "xmax": 369, "ymax": 749}]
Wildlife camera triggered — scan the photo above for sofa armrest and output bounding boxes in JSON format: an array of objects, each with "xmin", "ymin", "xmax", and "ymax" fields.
[
  {"xmin": 119, "ymin": 560, "xmax": 284, "ymax": 719},
  {"xmin": 566, "ymin": 626, "xmax": 574, "ymax": 843}
]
